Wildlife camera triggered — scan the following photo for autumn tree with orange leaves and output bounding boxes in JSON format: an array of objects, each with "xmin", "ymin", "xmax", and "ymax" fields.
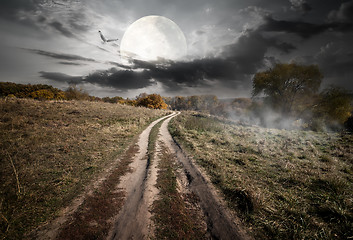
[{"xmin": 136, "ymin": 94, "xmax": 168, "ymax": 109}]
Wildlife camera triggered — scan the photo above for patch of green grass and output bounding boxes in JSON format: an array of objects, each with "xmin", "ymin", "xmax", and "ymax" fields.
[
  {"xmin": 0, "ymin": 98, "xmax": 167, "ymax": 240},
  {"xmin": 169, "ymin": 112, "xmax": 353, "ymax": 239}
]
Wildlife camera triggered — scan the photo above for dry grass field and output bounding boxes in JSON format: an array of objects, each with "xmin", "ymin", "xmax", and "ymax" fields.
[
  {"xmin": 0, "ymin": 98, "xmax": 167, "ymax": 240},
  {"xmin": 169, "ymin": 112, "xmax": 353, "ymax": 239}
]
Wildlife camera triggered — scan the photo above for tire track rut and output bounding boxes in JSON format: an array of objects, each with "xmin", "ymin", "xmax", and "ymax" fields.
[
  {"xmin": 158, "ymin": 113, "xmax": 249, "ymax": 240},
  {"xmin": 108, "ymin": 113, "xmax": 176, "ymax": 239},
  {"xmin": 111, "ymin": 112, "xmax": 249, "ymax": 239}
]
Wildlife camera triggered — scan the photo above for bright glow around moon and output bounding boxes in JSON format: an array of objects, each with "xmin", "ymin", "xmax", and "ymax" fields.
[{"xmin": 120, "ymin": 15, "xmax": 187, "ymax": 61}]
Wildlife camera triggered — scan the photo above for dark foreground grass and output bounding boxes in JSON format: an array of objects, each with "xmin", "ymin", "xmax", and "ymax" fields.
[
  {"xmin": 152, "ymin": 145, "xmax": 207, "ymax": 240},
  {"xmin": 169, "ymin": 112, "xmax": 353, "ymax": 240},
  {"xmin": 56, "ymin": 144, "xmax": 138, "ymax": 240},
  {"xmin": 0, "ymin": 98, "xmax": 166, "ymax": 240}
]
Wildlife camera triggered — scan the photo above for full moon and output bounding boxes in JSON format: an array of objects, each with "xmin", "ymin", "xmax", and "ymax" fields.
[{"xmin": 120, "ymin": 15, "xmax": 187, "ymax": 61}]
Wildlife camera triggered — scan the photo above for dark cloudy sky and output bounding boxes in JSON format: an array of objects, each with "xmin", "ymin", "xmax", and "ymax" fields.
[{"xmin": 0, "ymin": 0, "xmax": 352, "ymax": 98}]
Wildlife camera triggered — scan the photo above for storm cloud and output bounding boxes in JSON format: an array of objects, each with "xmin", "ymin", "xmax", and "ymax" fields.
[
  {"xmin": 41, "ymin": 27, "xmax": 297, "ymax": 93},
  {"xmin": 259, "ymin": 15, "xmax": 353, "ymax": 39},
  {"xmin": 39, "ymin": 71, "xmax": 83, "ymax": 84},
  {"xmin": 1, "ymin": 0, "xmax": 353, "ymax": 97},
  {"xmin": 328, "ymin": 0, "xmax": 353, "ymax": 23},
  {"xmin": 289, "ymin": 0, "xmax": 312, "ymax": 15},
  {"xmin": 24, "ymin": 48, "xmax": 97, "ymax": 62}
]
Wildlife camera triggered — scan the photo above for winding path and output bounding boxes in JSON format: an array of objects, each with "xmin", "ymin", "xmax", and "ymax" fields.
[{"xmin": 109, "ymin": 112, "xmax": 248, "ymax": 240}]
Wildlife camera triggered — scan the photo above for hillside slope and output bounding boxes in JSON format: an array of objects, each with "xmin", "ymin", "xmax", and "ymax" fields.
[{"xmin": 0, "ymin": 98, "xmax": 167, "ymax": 240}]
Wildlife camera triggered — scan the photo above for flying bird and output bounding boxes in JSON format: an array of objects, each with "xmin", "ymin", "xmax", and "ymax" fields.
[{"xmin": 98, "ymin": 30, "xmax": 119, "ymax": 43}]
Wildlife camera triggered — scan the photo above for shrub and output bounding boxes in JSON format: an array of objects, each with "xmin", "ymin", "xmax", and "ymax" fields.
[
  {"xmin": 136, "ymin": 94, "xmax": 168, "ymax": 109},
  {"xmin": 65, "ymin": 86, "xmax": 90, "ymax": 100},
  {"xmin": 54, "ymin": 91, "xmax": 66, "ymax": 100},
  {"xmin": 30, "ymin": 89, "xmax": 55, "ymax": 100},
  {"xmin": 102, "ymin": 96, "xmax": 124, "ymax": 103}
]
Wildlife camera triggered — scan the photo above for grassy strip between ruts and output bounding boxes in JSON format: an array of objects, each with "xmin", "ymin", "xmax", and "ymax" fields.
[
  {"xmin": 169, "ymin": 112, "xmax": 353, "ymax": 240},
  {"xmin": 151, "ymin": 140, "xmax": 207, "ymax": 239},
  {"xmin": 147, "ymin": 119, "xmax": 163, "ymax": 166},
  {"xmin": 0, "ymin": 98, "xmax": 168, "ymax": 240}
]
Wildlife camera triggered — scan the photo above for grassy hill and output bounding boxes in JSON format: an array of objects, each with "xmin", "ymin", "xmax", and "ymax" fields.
[
  {"xmin": 1, "ymin": 94, "xmax": 352, "ymax": 239},
  {"xmin": 0, "ymin": 98, "xmax": 167, "ymax": 240},
  {"xmin": 169, "ymin": 112, "xmax": 353, "ymax": 239}
]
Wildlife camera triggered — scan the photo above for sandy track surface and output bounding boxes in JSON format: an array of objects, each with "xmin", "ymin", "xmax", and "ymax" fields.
[
  {"xmin": 107, "ymin": 112, "xmax": 177, "ymax": 239},
  {"xmin": 110, "ymin": 112, "xmax": 248, "ymax": 239}
]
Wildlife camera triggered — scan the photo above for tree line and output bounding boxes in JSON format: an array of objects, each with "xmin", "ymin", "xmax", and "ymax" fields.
[
  {"xmin": 0, "ymin": 82, "xmax": 168, "ymax": 110},
  {"xmin": 0, "ymin": 82, "xmax": 67, "ymax": 100},
  {"xmin": 1, "ymin": 62, "xmax": 352, "ymax": 132}
]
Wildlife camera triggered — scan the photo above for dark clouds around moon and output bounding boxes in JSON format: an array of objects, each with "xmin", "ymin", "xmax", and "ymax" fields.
[
  {"xmin": 260, "ymin": 15, "xmax": 353, "ymax": 39},
  {"xmin": 1, "ymin": 0, "xmax": 353, "ymax": 97},
  {"xmin": 289, "ymin": 0, "xmax": 312, "ymax": 15},
  {"xmin": 39, "ymin": 28, "xmax": 298, "ymax": 93}
]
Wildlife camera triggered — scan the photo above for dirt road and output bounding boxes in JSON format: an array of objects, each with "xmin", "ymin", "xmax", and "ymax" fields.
[
  {"xmin": 37, "ymin": 112, "xmax": 248, "ymax": 240},
  {"xmin": 107, "ymin": 113, "xmax": 175, "ymax": 239},
  {"xmin": 109, "ymin": 112, "xmax": 248, "ymax": 239}
]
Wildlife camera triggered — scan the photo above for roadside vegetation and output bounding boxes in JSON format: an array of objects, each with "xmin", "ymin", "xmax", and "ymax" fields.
[
  {"xmin": 169, "ymin": 112, "xmax": 353, "ymax": 239},
  {"xmin": 0, "ymin": 97, "xmax": 166, "ymax": 240}
]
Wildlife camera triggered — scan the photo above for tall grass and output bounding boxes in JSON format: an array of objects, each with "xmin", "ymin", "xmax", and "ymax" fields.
[{"xmin": 169, "ymin": 112, "xmax": 353, "ymax": 239}]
